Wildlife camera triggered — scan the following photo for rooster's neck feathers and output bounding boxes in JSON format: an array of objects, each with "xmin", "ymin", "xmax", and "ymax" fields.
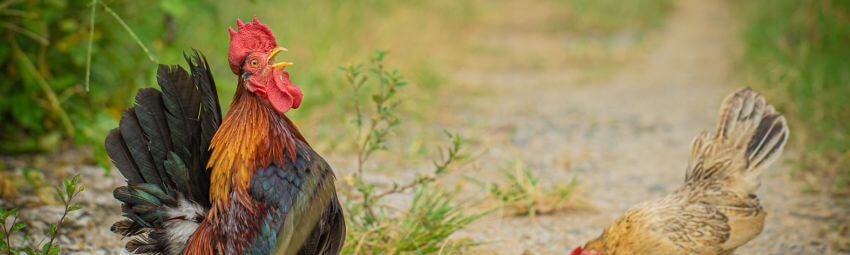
[{"xmin": 206, "ymin": 81, "xmax": 305, "ymax": 208}]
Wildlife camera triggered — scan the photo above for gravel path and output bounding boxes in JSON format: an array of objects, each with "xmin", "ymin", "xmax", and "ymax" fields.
[{"xmin": 444, "ymin": 0, "xmax": 841, "ymax": 254}]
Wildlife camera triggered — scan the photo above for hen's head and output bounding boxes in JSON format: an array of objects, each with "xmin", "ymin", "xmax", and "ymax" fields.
[
  {"xmin": 570, "ymin": 246, "xmax": 601, "ymax": 255},
  {"xmin": 228, "ymin": 16, "xmax": 302, "ymax": 114}
]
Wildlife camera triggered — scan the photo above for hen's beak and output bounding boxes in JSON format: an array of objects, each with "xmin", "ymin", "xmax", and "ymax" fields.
[{"xmin": 268, "ymin": 47, "xmax": 293, "ymax": 70}]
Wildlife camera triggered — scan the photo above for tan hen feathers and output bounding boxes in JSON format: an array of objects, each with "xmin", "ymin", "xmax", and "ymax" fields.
[{"xmin": 581, "ymin": 88, "xmax": 788, "ymax": 255}]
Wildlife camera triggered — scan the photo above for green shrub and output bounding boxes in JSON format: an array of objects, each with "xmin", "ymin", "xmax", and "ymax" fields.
[{"xmin": 0, "ymin": 0, "xmax": 217, "ymax": 167}]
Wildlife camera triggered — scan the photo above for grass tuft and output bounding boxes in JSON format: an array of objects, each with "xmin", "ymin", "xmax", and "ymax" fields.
[{"xmin": 488, "ymin": 159, "xmax": 583, "ymax": 218}]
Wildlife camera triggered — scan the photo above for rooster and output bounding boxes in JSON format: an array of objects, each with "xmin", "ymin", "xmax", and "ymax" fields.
[
  {"xmin": 106, "ymin": 17, "xmax": 345, "ymax": 254},
  {"xmin": 572, "ymin": 88, "xmax": 788, "ymax": 255}
]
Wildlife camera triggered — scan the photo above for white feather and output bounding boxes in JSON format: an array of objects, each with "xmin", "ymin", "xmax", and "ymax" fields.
[{"xmin": 161, "ymin": 196, "xmax": 205, "ymax": 255}]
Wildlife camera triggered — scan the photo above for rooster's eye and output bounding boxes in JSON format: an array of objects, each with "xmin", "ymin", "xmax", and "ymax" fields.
[{"xmin": 250, "ymin": 59, "xmax": 259, "ymax": 67}]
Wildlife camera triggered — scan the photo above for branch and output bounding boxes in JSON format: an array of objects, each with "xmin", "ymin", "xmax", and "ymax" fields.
[{"xmin": 373, "ymin": 132, "xmax": 466, "ymax": 200}]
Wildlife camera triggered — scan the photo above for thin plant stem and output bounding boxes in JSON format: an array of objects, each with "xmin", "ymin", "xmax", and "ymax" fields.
[
  {"xmin": 3, "ymin": 213, "xmax": 15, "ymax": 254},
  {"xmin": 44, "ymin": 196, "xmax": 71, "ymax": 253},
  {"xmin": 84, "ymin": 0, "xmax": 97, "ymax": 92},
  {"xmin": 99, "ymin": 1, "xmax": 158, "ymax": 62}
]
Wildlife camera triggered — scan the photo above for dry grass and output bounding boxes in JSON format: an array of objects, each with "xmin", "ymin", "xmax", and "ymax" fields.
[{"xmin": 488, "ymin": 159, "xmax": 592, "ymax": 218}]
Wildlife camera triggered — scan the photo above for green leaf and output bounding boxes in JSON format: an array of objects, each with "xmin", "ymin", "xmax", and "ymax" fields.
[
  {"xmin": 65, "ymin": 175, "xmax": 78, "ymax": 197},
  {"xmin": 11, "ymin": 222, "xmax": 25, "ymax": 233},
  {"xmin": 41, "ymin": 243, "xmax": 51, "ymax": 255},
  {"xmin": 159, "ymin": 0, "xmax": 188, "ymax": 17},
  {"xmin": 54, "ymin": 187, "xmax": 66, "ymax": 202},
  {"xmin": 47, "ymin": 223, "xmax": 56, "ymax": 236},
  {"xmin": 68, "ymin": 204, "xmax": 82, "ymax": 212},
  {"xmin": 63, "ymin": 179, "xmax": 72, "ymax": 198},
  {"xmin": 48, "ymin": 245, "xmax": 60, "ymax": 255}
]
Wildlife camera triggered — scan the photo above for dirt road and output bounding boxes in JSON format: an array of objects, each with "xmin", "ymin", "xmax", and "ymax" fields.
[{"xmin": 445, "ymin": 0, "xmax": 839, "ymax": 254}]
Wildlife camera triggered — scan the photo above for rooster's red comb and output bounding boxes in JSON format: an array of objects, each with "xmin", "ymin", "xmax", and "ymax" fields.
[{"xmin": 227, "ymin": 16, "xmax": 278, "ymax": 75}]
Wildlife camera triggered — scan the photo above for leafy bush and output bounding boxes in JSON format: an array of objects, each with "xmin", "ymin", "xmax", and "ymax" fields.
[
  {"xmin": 340, "ymin": 51, "xmax": 485, "ymax": 254},
  {"xmin": 740, "ymin": 0, "xmax": 850, "ymax": 191},
  {"xmin": 0, "ymin": 0, "xmax": 216, "ymax": 164},
  {"xmin": 0, "ymin": 0, "xmax": 472, "ymax": 167}
]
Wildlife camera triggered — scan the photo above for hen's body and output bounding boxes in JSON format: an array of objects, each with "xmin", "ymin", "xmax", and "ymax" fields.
[{"xmin": 582, "ymin": 88, "xmax": 788, "ymax": 255}]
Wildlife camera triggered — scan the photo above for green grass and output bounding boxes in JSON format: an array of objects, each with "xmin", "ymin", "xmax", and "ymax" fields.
[
  {"xmin": 740, "ymin": 1, "xmax": 850, "ymax": 248},
  {"xmin": 739, "ymin": 0, "xmax": 850, "ymax": 191}
]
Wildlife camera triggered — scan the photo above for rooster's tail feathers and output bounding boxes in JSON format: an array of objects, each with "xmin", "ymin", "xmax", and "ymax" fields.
[
  {"xmin": 685, "ymin": 88, "xmax": 788, "ymax": 193},
  {"xmin": 106, "ymin": 50, "xmax": 221, "ymax": 254}
]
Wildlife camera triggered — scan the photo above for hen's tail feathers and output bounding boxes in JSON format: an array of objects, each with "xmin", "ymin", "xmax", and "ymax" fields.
[
  {"xmin": 685, "ymin": 88, "xmax": 789, "ymax": 194},
  {"xmin": 106, "ymin": 50, "xmax": 221, "ymax": 254}
]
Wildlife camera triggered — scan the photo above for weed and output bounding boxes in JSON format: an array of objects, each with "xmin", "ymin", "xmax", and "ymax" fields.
[
  {"xmin": 340, "ymin": 51, "xmax": 484, "ymax": 254},
  {"xmin": 0, "ymin": 175, "xmax": 84, "ymax": 255},
  {"xmin": 489, "ymin": 159, "xmax": 580, "ymax": 218}
]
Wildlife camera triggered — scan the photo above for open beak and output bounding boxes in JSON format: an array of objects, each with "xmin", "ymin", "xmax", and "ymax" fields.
[{"xmin": 268, "ymin": 47, "xmax": 294, "ymax": 70}]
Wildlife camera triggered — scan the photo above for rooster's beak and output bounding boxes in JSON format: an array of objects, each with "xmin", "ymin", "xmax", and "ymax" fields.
[{"xmin": 268, "ymin": 47, "xmax": 293, "ymax": 70}]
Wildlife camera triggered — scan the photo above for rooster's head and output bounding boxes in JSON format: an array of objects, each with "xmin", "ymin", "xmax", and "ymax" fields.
[{"xmin": 228, "ymin": 16, "xmax": 302, "ymax": 114}]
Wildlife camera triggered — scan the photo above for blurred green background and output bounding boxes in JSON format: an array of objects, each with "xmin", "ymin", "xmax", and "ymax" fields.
[{"xmin": 0, "ymin": 0, "xmax": 847, "ymax": 192}]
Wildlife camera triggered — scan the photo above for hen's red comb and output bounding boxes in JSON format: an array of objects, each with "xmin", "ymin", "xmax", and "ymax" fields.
[
  {"xmin": 570, "ymin": 246, "xmax": 583, "ymax": 255},
  {"xmin": 227, "ymin": 16, "xmax": 278, "ymax": 75}
]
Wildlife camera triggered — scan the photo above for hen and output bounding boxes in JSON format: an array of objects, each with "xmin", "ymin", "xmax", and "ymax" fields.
[
  {"xmin": 106, "ymin": 17, "xmax": 345, "ymax": 254},
  {"xmin": 573, "ymin": 88, "xmax": 788, "ymax": 255}
]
